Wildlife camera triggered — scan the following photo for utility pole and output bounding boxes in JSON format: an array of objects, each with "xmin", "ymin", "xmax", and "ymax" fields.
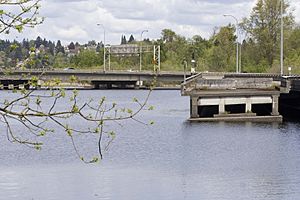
[
  {"xmin": 280, "ymin": 0, "xmax": 284, "ymax": 75},
  {"xmin": 140, "ymin": 30, "xmax": 148, "ymax": 71},
  {"xmin": 97, "ymin": 23, "xmax": 106, "ymax": 71}
]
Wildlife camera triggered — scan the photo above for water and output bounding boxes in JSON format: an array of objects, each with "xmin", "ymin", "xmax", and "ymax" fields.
[{"xmin": 0, "ymin": 90, "xmax": 300, "ymax": 200}]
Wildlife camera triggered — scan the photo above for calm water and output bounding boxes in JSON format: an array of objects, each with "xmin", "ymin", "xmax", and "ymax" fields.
[{"xmin": 0, "ymin": 90, "xmax": 300, "ymax": 200}]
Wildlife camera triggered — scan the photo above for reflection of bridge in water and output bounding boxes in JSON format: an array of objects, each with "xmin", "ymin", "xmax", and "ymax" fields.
[{"xmin": 181, "ymin": 72, "xmax": 300, "ymax": 122}]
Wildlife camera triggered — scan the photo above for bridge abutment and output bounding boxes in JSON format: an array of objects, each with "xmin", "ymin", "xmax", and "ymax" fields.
[{"xmin": 182, "ymin": 73, "xmax": 283, "ymax": 122}]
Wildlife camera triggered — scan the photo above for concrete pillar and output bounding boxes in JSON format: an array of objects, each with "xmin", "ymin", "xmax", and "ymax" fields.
[
  {"xmin": 246, "ymin": 98, "xmax": 252, "ymax": 113},
  {"xmin": 93, "ymin": 83, "xmax": 100, "ymax": 89},
  {"xmin": 8, "ymin": 84, "xmax": 14, "ymax": 90},
  {"xmin": 272, "ymin": 95, "xmax": 279, "ymax": 116},
  {"xmin": 219, "ymin": 98, "xmax": 225, "ymax": 114},
  {"xmin": 191, "ymin": 97, "xmax": 199, "ymax": 118}
]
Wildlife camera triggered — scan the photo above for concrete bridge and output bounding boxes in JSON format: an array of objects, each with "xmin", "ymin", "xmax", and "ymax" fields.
[
  {"xmin": 0, "ymin": 70, "xmax": 190, "ymax": 89},
  {"xmin": 181, "ymin": 72, "xmax": 300, "ymax": 122}
]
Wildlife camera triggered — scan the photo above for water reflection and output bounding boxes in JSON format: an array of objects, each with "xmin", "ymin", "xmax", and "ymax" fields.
[{"xmin": 0, "ymin": 90, "xmax": 300, "ymax": 200}]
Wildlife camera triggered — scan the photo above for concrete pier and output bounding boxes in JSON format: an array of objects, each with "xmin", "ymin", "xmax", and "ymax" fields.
[{"xmin": 182, "ymin": 73, "xmax": 283, "ymax": 122}]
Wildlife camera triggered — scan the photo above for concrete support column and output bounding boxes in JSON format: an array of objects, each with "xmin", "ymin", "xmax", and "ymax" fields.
[
  {"xmin": 191, "ymin": 97, "xmax": 199, "ymax": 118},
  {"xmin": 93, "ymin": 83, "xmax": 100, "ymax": 89},
  {"xmin": 246, "ymin": 98, "xmax": 252, "ymax": 113},
  {"xmin": 272, "ymin": 95, "xmax": 279, "ymax": 116},
  {"xmin": 219, "ymin": 98, "xmax": 225, "ymax": 114}
]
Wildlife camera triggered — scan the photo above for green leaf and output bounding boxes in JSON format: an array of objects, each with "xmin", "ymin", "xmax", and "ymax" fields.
[
  {"xmin": 90, "ymin": 157, "xmax": 99, "ymax": 163},
  {"xmin": 35, "ymin": 145, "xmax": 42, "ymax": 151},
  {"xmin": 133, "ymin": 97, "xmax": 138, "ymax": 102},
  {"xmin": 39, "ymin": 131, "xmax": 46, "ymax": 136},
  {"xmin": 15, "ymin": 25, "xmax": 23, "ymax": 33},
  {"xmin": 72, "ymin": 105, "xmax": 79, "ymax": 113},
  {"xmin": 148, "ymin": 106, "xmax": 154, "ymax": 110},
  {"xmin": 10, "ymin": 44, "xmax": 19, "ymax": 50},
  {"xmin": 66, "ymin": 127, "xmax": 73, "ymax": 137}
]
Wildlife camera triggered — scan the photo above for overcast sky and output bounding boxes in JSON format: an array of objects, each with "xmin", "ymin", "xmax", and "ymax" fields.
[{"xmin": 3, "ymin": 0, "xmax": 300, "ymax": 45}]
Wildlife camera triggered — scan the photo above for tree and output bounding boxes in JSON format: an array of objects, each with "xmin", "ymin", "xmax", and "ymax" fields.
[
  {"xmin": 35, "ymin": 36, "xmax": 42, "ymax": 48},
  {"xmin": 0, "ymin": 0, "xmax": 43, "ymax": 34},
  {"xmin": 241, "ymin": 0, "xmax": 294, "ymax": 67},
  {"xmin": 121, "ymin": 35, "xmax": 127, "ymax": 45},
  {"xmin": 70, "ymin": 50, "xmax": 102, "ymax": 68},
  {"xmin": 285, "ymin": 26, "xmax": 300, "ymax": 72},
  {"xmin": 161, "ymin": 29, "xmax": 176, "ymax": 43},
  {"xmin": 55, "ymin": 40, "xmax": 65, "ymax": 54},
  {"xmin": 68, "ymin": 42, "xmax": 75, "ymax": 50},
  {"xmin": 128, "ymin": 34, "xmax": 135, "ymax": 43},
  {"xmin": 205, "ymin": 25, "xmax": 236, "ymax": 71}
]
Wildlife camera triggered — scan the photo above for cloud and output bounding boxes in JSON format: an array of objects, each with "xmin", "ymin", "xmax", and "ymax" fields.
[{"xmin": 2, "ymin": 0, "xmax": 300, "ymax": 45}]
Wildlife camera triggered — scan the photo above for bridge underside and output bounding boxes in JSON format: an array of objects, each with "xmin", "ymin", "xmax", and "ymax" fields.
[
  {"xmin": 189, "ymin": 90, "xmax": 282, "ymax": 122},
  {"xmin": 280, "ymin": 91, "xmax": 300, "ymax": 119},
  {"xmin": 91, "ymin": 80, "xmax": 139, "ymax": 89},
  {"xmin": 0, "ymin": 80, "xmax": 30, "ymax": 89}
]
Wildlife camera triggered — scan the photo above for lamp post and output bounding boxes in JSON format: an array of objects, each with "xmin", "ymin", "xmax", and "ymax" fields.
[
  {"xmin": 140, "ymin": 30, "xmax": 148, "ymax": 71},
  {"xmin": 280, "ymin": 0, "xmax": 284, "ymax": 75},
  {"xmin": 97, "ymin": 23, "xmax": 106, "ymax": 71},
  {"xmin": 224, "ymin": 14, "xmax": 239, "ymax": 73}
]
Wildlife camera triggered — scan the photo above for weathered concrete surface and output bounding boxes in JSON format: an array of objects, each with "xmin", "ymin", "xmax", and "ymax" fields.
[
  {"xmin": 189, "ymin": 115, "xmax": 283, "ymax": 123},
  {"xmin": 182, "ymin": 72, "xmax": 283, "ymax": 122}
]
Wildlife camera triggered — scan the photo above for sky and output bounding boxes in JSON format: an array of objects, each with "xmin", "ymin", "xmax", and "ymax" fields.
[{"xmin": 3, "ymin": 0, "xmax": 300, "ymax": 45}]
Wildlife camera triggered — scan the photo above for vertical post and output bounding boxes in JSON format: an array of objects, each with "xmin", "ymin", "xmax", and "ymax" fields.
[
  {"xmin": 272, "ymin": 95, "xmax": 280, "ymax": 116},
  {"xmin": 236, "ymin": 25, "xmax": 239, "ymax": 73},
  {"xmin": 153, "ymin": 45, "xmax": 161, "ymax": 72},
  {"xmin": 158, "ymin": 45, "xmax": 161, "ymax": 71},
  {"xmin": 104, "ymin": 30, "xmax": 106, "ymax": 71},
  {"xmin": 108, "ymin": 47, "xmax": 111, "ymax": 71},
  {"xmin": 97, "ymin": 23, "xmax": 106, "ymax": 72},
  {"xmin": 239, "ymin": 42, "xmax": 242, "ymax": 73},
  {"xmin": 183, "ymin": 60, "xmax": 187, "ymax": 84},
  {"xmin": 191, "ymin": 97, "xmax": 199, "ymax": 118},
  {"xmin": 219, "ymin": 98, "xmax": 225, "ymax": 114},
  {"xmin": 246, "ymin": 98, "xmax": 252, "ymax": 113},
  {"xmin": 140, "ymin": 30, "xmax": 148, "ymax": 72},
  {"xmin": 280, "ymin": 0, "xmax": 284, "ymax": 75}
]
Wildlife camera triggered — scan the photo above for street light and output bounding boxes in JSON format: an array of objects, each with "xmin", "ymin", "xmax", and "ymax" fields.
[
  {"xmin": 140, "ymin": 30, "xmax": 148, "ymax": 71},
  {"xmin": 224, "ymin": 14, "xmax": 239, "ymax": 73},
  {"xmin": 97, "ymin": 23, "xmax": 106, "ymax": 71},
  {"xmin": 280, "ymin": 0, "xmax": 284, "ymax": 75}
]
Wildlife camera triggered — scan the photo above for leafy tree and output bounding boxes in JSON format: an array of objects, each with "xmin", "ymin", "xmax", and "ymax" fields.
[
  {"xmin": 70, "ymin": 50, "xmax": 102, "ymax": 68},
  {"xmin": 285, "ymin": 26, "xmax": 300, "ymax": 72},
  {"xmin": 242, "ymin": 0, "xmax": 294, "ymax": 67},
  {"xmin": 205, "ymin": 25, "xmax": 236, "ymax": 72},
  {"xmin": 161, "ymin": 29, "xmax": 176, "ymax": 43}
]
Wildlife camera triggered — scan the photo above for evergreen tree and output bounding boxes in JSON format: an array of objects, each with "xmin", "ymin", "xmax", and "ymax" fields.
[
  {"xmin": 68, "ymin": 42, "xmax": 75, "ymax": 50},
  {"xmin": 55, "ymin": 40, "xmax": 65, "ymax": 54},
  {"xmin": 35, "ymin": 36, "xmax": 42, "ymax": 48},
  {"xmin": 121, "ymin": 35, "xmax": 127, "ymax": 45},
  {"xmin": 128, "ymin": 35, "xmax": 135, "ymax": 43}
]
